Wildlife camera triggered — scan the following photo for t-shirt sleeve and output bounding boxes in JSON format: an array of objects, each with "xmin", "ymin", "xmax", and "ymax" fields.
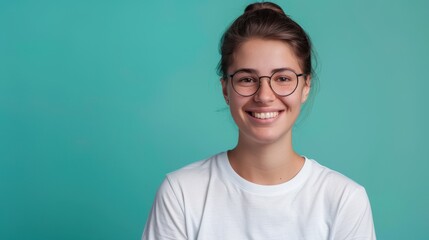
[
  {"xmin": 142, "ymin": 176, "xmax": 187, "ymax": 240},
  {"xmin": 331, "ymin": 186, "xmax": 376, "ymax": 240}
]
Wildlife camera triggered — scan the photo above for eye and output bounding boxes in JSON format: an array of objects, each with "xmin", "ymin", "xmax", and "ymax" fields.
[
  {"xmin": 276, "ymin": 76, "xmax": 292, "ymax": 82},
  {"xmin": 234, "ymin": 76, "xmax": 258, "ymax": 87},
  {"xmin": 239, "ymin": 77, "xmax": 257, "ymax": 83}
]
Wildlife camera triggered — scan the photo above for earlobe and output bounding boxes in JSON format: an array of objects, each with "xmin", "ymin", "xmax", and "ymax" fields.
[
  {"xmin": 301, "ymin": 76, "xmax": 311, "ymax": 103},
  {"xmin": 221, "ymin": 78, "xmax": 229, "ymax": 105}
]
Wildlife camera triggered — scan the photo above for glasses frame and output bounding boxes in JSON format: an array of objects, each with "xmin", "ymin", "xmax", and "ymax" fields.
[{"xmin": 227, "ymin": 68, "xmax": 307, "ymax": 97}]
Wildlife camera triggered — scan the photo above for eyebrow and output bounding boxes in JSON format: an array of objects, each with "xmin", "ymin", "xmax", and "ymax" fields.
[{"xmin": 231, "ymin": 67, "xmax": 296, "ymax": 75}]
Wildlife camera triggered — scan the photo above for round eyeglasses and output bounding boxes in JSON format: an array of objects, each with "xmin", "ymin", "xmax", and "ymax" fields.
[{"xmin": 228, "ymin": 68, "xmax": 306, "ymax": 97}]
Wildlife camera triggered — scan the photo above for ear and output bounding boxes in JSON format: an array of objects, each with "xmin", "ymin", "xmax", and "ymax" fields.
[
  {"xmin": 301, "ymin": 75, "xmax": 311, "ymax": 103},
  {"xmin": 221, "ymin": 77, "xmax": 229, "ymax": 104}
]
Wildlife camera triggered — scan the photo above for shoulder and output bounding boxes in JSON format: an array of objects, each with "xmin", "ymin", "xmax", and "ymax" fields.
[
  {"xmin": 167, "ymin": 152, "xmax": 224, "ymax": 180},
  {"xmin": 162, "ymin": 152, "xmax": 226, "ymax": 194},
  {"xmin": 304, "ymin": 158, "xmax": 369, "ymax": 202},
  {"xmin": 304, "ymin": 160, "xmax": 376, "ymax": 239},
  {"xmin": 306, "ymin": 158, "xmax": 363, "ymax": 189}
]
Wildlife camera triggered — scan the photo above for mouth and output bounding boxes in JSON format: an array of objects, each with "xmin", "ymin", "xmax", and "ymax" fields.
[{"xmin": 246, "ymin": 111, "xmax": 282, "ymax": 120}]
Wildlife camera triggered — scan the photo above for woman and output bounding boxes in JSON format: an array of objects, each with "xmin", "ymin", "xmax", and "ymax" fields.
[{"xmin": 143, "ymin": 2, "xmax": 376, "ymax": 239}]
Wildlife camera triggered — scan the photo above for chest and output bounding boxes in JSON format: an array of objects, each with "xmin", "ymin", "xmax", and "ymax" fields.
[{"xmin": 184, "ymin": 183, "xmax": 336, "ymax": 240}]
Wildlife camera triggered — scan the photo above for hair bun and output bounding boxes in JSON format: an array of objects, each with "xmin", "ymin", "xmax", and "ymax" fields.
[{"xmin": 244, "ymin": 2, "xmax": 286, "ymax": 15}]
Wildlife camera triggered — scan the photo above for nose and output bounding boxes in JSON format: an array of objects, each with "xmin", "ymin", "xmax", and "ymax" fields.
[{"xmin": 254, "ymin": 77, "xmax": 275, "ymax": 103}]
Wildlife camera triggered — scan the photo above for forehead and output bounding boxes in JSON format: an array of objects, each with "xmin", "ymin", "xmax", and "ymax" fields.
[{"xmin": 230, "ymin": 38, "xmax": 302, "ymax": 74}]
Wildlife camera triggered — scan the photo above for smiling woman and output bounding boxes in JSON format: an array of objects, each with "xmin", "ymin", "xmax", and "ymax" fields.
[
  {"xmin": 222, "ymin": 39, "xmax": 309, "ymax": 148},
  {"xmin": 142, "ymin": 2, "xmax": 376, "ymax": 239}
]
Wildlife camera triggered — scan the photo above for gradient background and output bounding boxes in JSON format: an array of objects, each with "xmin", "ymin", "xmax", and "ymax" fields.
[{"xmin": 1, "ymin": 0, "xmax": 428, "ymax": 239}]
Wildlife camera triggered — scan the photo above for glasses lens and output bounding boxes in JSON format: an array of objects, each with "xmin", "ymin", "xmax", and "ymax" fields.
[
  {"xmin": 232, "ymin": 71, "xmax": 259, "ymax": 96},
  {"xmin": 271, "ymin": 70, "xmax": 298, "ymax": 96}
]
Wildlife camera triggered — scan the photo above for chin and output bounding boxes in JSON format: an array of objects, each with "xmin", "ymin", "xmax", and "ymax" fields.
[{"xmin": 240, "ymin": 129, "xmax": 291, "ymax": 146}]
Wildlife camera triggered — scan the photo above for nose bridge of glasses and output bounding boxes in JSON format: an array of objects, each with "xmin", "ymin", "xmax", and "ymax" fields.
[
  {"xmin": 258, "ymin": 75, "xmax": 273, "ymax": 84},
  {"xmin": 259, "ymin": 76, "xmax": 272, "ymax": 81},
  {"xmin": 256, "ymin": 75, "xmax": 276, "ymax": 96}
]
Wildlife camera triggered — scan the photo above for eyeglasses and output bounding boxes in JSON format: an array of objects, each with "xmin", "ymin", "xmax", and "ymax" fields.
[{"xmin": 228, "ymin": 68, "xmax": 306, "ymax": 97}]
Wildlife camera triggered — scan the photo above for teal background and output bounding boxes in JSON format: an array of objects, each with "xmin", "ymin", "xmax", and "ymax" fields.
[{"xmin": 1, "ymin": 0, "xmax": 428, "ymax": 239}]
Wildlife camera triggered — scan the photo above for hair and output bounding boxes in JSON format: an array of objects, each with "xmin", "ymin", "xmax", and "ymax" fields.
[{"xmin": 217, "ymin": 2, "xmax": 314, "ymax": 79}]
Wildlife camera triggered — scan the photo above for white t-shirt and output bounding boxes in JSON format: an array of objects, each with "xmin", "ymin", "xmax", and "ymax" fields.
[{"xmin": 142, "ymin": 152, "xmax": 376, "ymax": 240}]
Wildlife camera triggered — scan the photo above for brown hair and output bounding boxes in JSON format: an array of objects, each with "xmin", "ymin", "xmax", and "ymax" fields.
[{"xmin": 217, "ymin": 2, "xmax": 314, "ymax": 79}]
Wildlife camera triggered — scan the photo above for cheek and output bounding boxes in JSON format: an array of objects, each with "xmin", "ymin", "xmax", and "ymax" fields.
[
  {"xmin": 281, "ymin": 95, "xmax": 304, "ymax": 111},
  {"xmin": 291, "ymin": 85, "xmax": 310, "ymax": 105},
  {"xmin": 229, "ymin": 95, "xmax": 245, "ymax": 111},
  {"xmin": 227, "ymin": 85, "xmax": 243, "ymax": 104},
  {"xmin": 225, "ymin": 83, "xmax": 236, "ymax": 99},
  {"xmin": 228, "ymin": 93, "xmax": 250, "ymax": 121}
]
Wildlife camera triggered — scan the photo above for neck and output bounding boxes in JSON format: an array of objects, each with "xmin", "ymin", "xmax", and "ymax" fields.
[{"xmin": 228, "ymin": 132, "xmax": 304, "ymax": 185}]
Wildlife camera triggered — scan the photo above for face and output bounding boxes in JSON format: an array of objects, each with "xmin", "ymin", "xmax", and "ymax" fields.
[{"xmin": 222, "ymin": 38, "xmax": 311, "ymax": 145}]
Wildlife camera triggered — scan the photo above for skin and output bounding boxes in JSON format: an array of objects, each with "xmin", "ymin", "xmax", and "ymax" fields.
[{"xmin": 221, "ymin": 38, "xmax": 311, "ymax": 185}]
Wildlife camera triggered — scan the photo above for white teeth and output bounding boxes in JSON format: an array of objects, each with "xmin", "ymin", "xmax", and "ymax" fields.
[{"xmin": 251, "ymin": 112, "xmax": 279, "ymax": 119}]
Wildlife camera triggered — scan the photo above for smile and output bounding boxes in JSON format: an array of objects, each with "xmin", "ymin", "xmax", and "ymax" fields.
[{"xmin": 250, "ymin": 111, "xmax": 280, "ymax": 119}]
